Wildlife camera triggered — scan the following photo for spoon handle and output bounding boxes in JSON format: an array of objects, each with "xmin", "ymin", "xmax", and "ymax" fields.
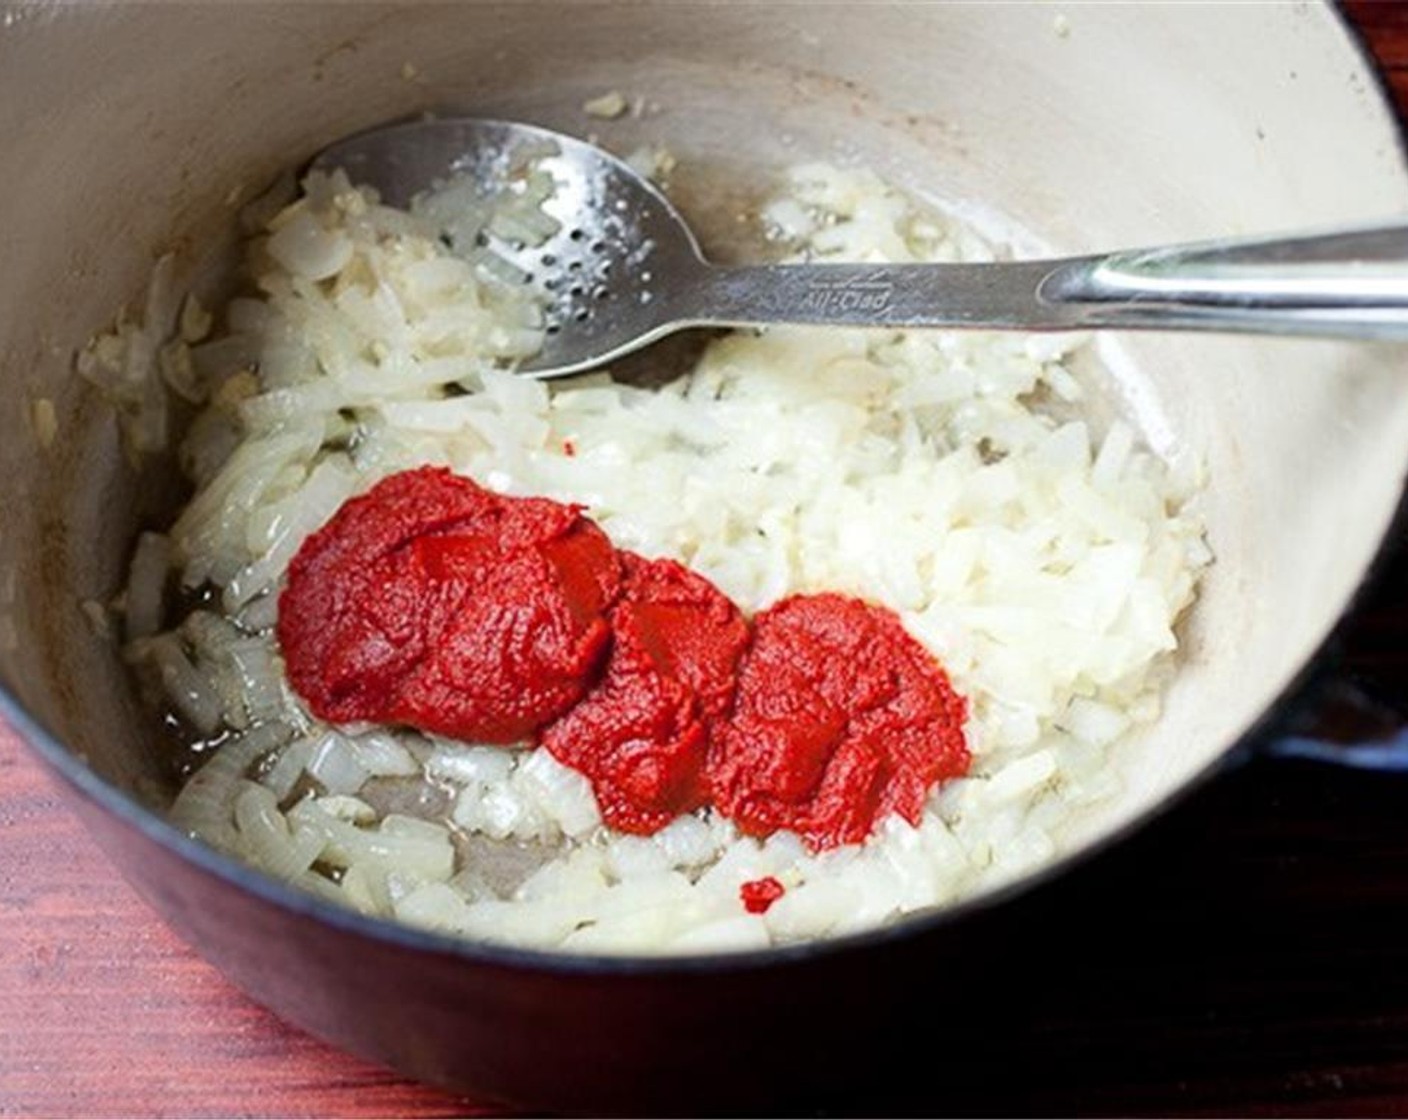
[{"xmin": 682, "ymin": 224, "xmax": 1408, "ymax": 340}]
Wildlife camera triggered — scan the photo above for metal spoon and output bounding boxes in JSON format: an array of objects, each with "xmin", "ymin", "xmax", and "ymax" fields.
[{"xmin": 314, "ymin": 117, "xmax": 1408, "ymax": 380}]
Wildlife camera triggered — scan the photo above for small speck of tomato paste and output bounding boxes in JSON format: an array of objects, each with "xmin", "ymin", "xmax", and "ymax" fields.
[
  {"xmin": 540, "ymin": 552, "xmax": 749, "ymax": 835},
  {"xmin": 740, "ymin": 876, "xmax": 786, "ymax": 914},
  {"xmin": 707, "ymin": 593, "xmax": 969, "ymax": 851},
  {"xmin": 277, "ymin": 467, "xmax": 620, "ymax": 744},
  {"xmin": 563, "ymin": 439, "xmax": 577, "ymax": 457}
]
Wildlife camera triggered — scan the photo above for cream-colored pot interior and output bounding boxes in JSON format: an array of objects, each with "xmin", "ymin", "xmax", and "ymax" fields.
[{"xmin": 1, "ymin": 2, "xmax": 1406, "ymax": 917}]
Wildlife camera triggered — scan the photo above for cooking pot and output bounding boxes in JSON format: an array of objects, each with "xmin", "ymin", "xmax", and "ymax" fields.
[{"xmin": 2, "ymin": 2, "xmax": 1407, "ymax": 1112}]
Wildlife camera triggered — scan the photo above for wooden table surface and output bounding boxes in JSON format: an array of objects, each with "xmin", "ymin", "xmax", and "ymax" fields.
[{"xmin": 7, "ymin": 6, "xmax": 1408, "ymax": 1117}]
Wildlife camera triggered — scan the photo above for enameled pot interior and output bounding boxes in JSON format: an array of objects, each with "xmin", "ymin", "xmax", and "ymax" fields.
[{"xmin": 1, "ymin": 2, "xmax": 1407, "ymax": 918}]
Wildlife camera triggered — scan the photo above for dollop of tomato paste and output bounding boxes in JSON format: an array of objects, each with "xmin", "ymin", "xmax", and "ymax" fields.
[
  {"xmin": 707, "ymin": 593, "xmax": 969, "ymax": 851},
  {"xmin": 277, "ymin": 467, "xmax": 620, "ymax": 743},
  {"xmin": 540, "ymin": 553, "xmax": 749, "ymax": 834}
]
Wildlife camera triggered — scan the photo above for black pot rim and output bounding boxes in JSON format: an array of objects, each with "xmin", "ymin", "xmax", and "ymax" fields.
[{"xmin": 5, "ymin": 0, "xmax": 1408, "ymax": 981}]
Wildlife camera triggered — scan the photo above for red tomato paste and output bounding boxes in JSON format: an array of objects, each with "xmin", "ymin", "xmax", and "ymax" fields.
[
  {"xmin": 739, "ymin": 876, "xmax": 786, "ymax": 914},
  {"xmin": 540, "ymin": 553, "xmax": 749, "ymax": 834},
  {"xmin": 707, "ymin": 593, "xmax": 969, "ymax": 851},
  {"xmin": 277, "ymin": 467, "xmax": 619, "ymax": 743},
  {"xmin": 278, "ymin": 468, "xmax": 969, "ymax": 852}
]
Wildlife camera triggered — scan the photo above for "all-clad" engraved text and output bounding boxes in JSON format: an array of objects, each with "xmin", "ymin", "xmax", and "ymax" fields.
[{"xmin": 800, "ymin": 272, "xmax": 894, "ymax": 315}]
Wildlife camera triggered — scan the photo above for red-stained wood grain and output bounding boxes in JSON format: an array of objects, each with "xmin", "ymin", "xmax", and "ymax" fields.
[
  {"xmin": 1347, "ymin": 1, "xmax": 1408, "ymax": 71},
  {"xmin": 4, "ymin": 6, "xmax": 1408, "ymax": 1117}
]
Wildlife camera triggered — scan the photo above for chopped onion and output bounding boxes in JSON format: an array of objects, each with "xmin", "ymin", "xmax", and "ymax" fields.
[
  {"xmin": 234, "ymin": 781, "xmax": 325, "ymax": 879},
  {"xmin": 123, "ymin": 532, "xmax": 171, "ymax": 641},
  {"xmin": 169, "ymin": 722, "xmax": 294, "ymax": 847},
  {"xmin": 259, "ymin": 735, "xmax": 315, "ymax": 801},
  {"xmin": 307, "ymin": 732, "xmax": 371, "ymax": 796},
  {"xmin": 266, "ymin": 209, "xmax": 354, "ymax": 281}
]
